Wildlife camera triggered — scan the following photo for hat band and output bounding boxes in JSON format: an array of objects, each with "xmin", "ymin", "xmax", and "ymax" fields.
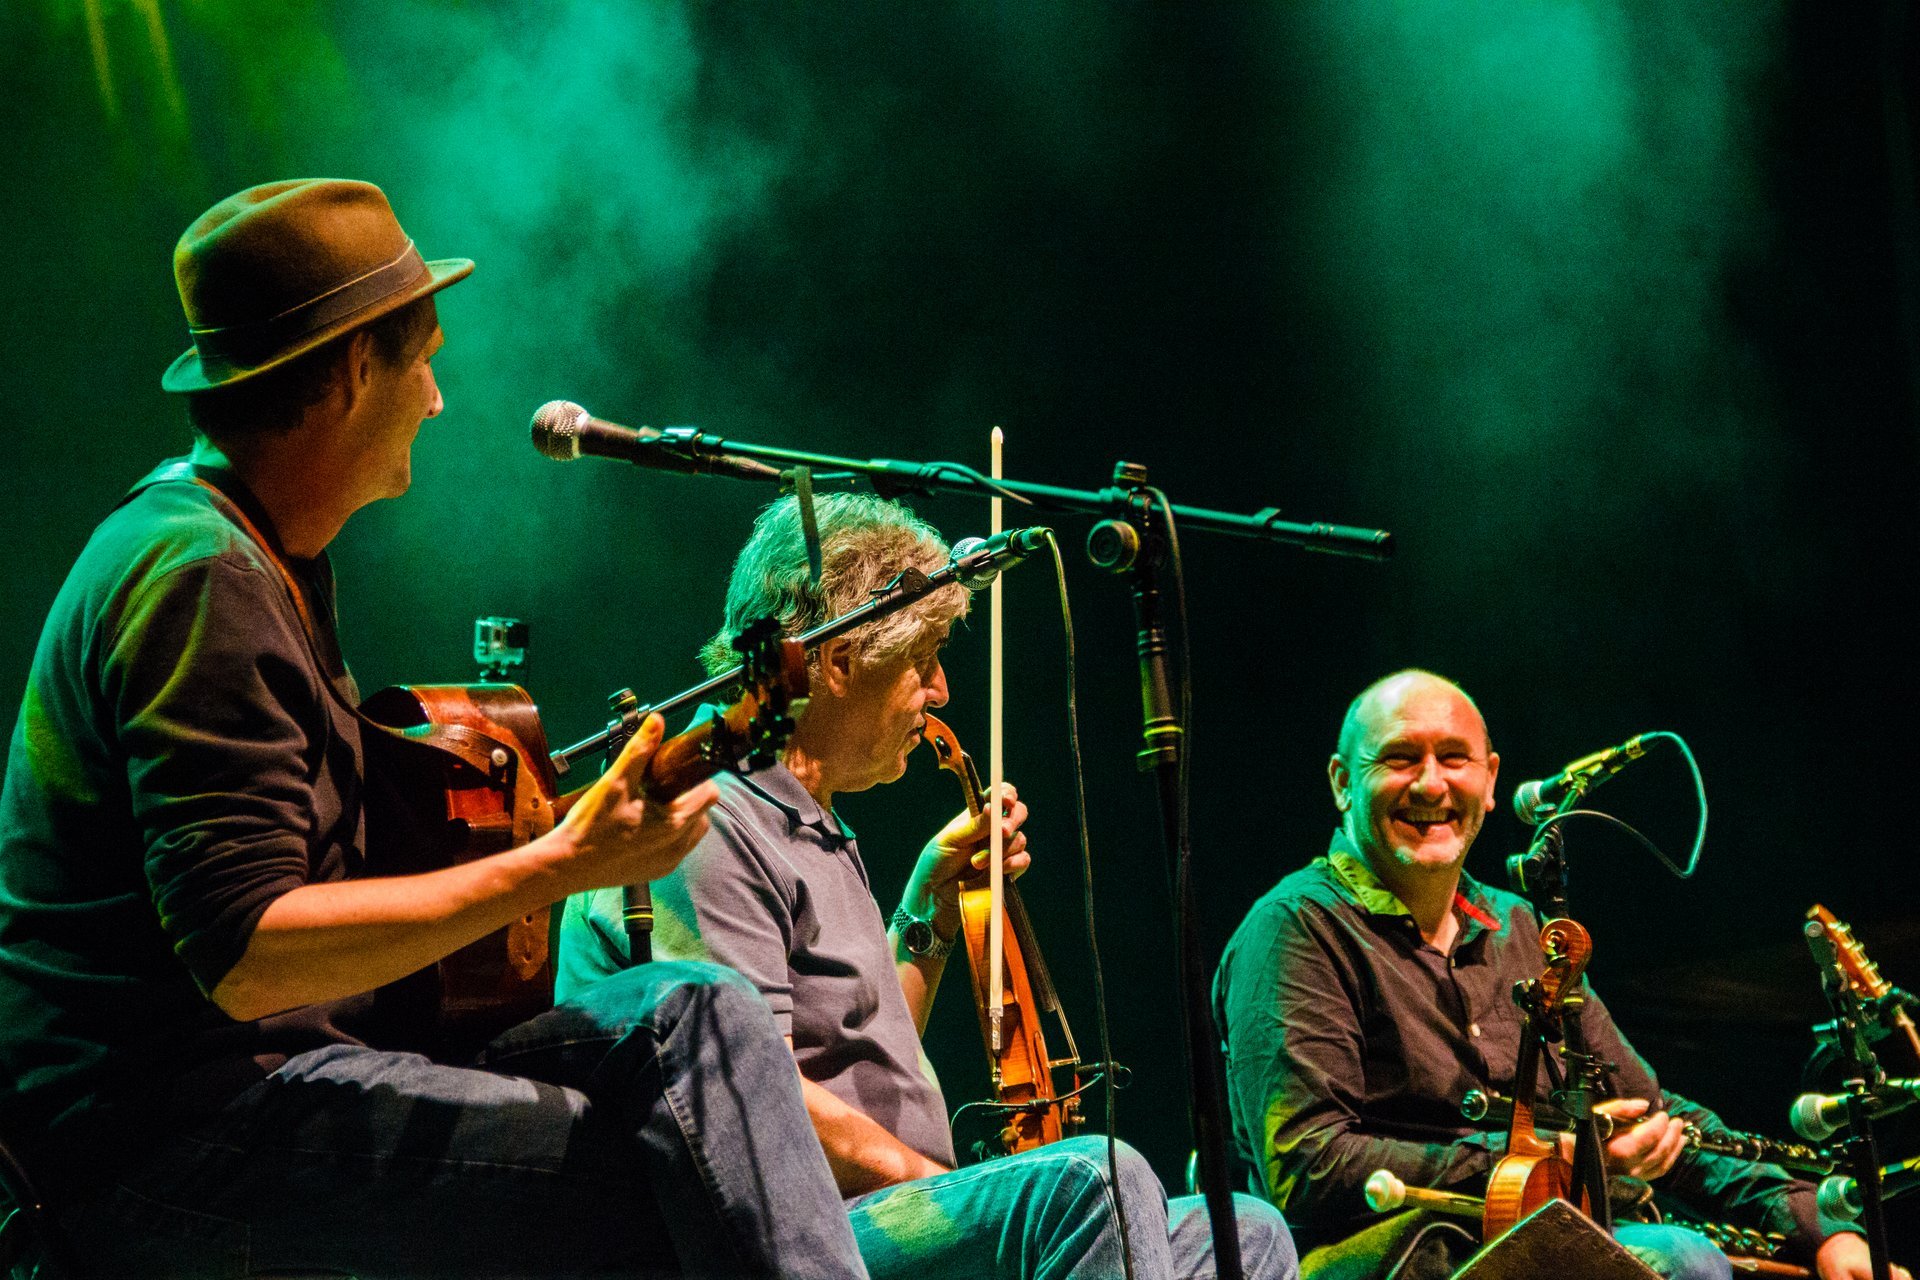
[{"xmin": 188, "ymin": 240, "xmax": 429, "ymax": 368}]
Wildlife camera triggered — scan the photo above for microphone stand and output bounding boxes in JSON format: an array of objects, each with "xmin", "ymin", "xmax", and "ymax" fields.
[
  {"xmin": 1806, "ymin": 918, "xmax": 1895, "ymax": 1280},
  {"xmin": 1506, "ymin": 818, "xmax": 1613, "ymax": 1230},
  {"xmin": 571, "ymin": 430, "xmax": 1395, "ymax": 1280},
  {"xmin": 1078, "ymin": 461, "xmax": 1244, "ymax": 1280}
]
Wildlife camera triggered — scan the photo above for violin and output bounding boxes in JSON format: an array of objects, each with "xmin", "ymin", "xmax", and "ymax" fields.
[
  {"xmin": 359, "ymin": 618, "xmax": 806, "ymax": 1059},
  {"xmin": 1481, "ymin": 917, "xmax": 1595, "ymax": 1240},
  {"xmin": 922, "ymin": 712, "xmax": 1084, "ymax": 1154}
]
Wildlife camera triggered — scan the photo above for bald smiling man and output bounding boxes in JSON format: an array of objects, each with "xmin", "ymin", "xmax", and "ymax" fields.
[{"xmin": 1213, "ymin": 670, "xmax": 1891, "ymax": 1280}]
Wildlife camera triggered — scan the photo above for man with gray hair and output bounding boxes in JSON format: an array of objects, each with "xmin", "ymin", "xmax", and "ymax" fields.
[{"xmin": 561, "ymin": 492, "xmax": 1298, "ymax": 1280}]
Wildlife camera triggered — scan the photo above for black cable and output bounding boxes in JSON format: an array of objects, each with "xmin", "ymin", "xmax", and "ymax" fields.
[
  {"xmin": 1044, "ymin": 530, "xmax": 1135, "ymax": 1280},
  {"xmin": 1146, "ymin": 488, "xmax": 1248, "ymax": 1280},
  {"xmin": 918, "ymin": 460, "xmax": 1037, "ymax": 507},
  {"xmin": 1530, "ymin": 808, "xmax": 1694, "ymax": 880},
  {"xmin": 948, "ymin": 1065, "xmax": 1133, "ymax": 1136},
  {"xmin": 1148, "ymin": 489, "xmax": 1193, "ymax": 884},
  {"xmin": 1534, "ymin": 731, "xmax": 1707, "ymax": 879}
]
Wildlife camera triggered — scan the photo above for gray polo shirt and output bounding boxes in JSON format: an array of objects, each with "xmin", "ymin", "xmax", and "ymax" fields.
[{"xmin": 558, "ymin": 763, "xmax": 956, "ymax": 1167}]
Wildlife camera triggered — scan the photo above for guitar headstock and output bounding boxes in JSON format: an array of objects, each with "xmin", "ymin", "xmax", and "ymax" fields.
[
  {"xmin": 723, "ymin": 616, "xmax": 809, "ymax": 771},
  {"xmin": 1808, "ymin": 903, "xmax": 1892, "ymax": 1000},
  {"xmin": 642, "ymin": 617, "xmax": 808, "ymax": 800}
]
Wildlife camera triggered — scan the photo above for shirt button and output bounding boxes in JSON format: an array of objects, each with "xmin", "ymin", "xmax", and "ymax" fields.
[{"xmin": 1469, "ymin": 1023, "xmax": 1481, "ymax": 1037}]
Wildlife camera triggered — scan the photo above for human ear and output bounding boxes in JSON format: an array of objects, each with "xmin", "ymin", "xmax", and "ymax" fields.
[
  {"xmin": 337, "ymin": 330, "xmax": 376, "ymax": 414},
  {"xmin": 1328, "ymin": 755, "xmax": 1351, "ymax": 812},
  {"xmin": 819, "ymin": 638, "xmax": 855, "ymax": 697}
]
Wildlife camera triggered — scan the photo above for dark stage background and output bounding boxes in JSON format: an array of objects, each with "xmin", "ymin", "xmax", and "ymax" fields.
[{"xmin": 5, "ymin": 0, "xmax": 1919, "ymax": 1243}]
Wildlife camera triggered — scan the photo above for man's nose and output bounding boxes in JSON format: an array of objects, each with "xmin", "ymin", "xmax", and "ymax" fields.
[
  {"xmin": 424, "ymin": 367, "xmax": 444, "ymax": 419},
  {"xmin": 926, "ymin": 658, "xmax": 950, "ymax": 709},
  {"xmin": 1410, "ymin": 756, "xmax": 1447, "ymax": 796}
]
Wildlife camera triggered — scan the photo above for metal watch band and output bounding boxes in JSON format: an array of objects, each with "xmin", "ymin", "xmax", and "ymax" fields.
[{"xmin": 889, "ymin": 904, "xmax": 956, "ymax": 962}]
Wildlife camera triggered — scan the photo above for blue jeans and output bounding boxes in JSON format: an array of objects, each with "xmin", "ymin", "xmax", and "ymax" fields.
[
  {"xmin": 60, "ymin": 962, "xmax": 868, "ymax": 1279},
  {"xmin": 1615, "ymin": 1223, "xmax": 1734, "ymax": 1280},
  {"xmin": 846, "ymin": 1135, "xmax": 1297, "ymax": 1280}
]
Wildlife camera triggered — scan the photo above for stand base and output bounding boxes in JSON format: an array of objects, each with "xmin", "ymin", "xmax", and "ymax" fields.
[{"xmin": 1453, "ymin": 1200, "xmax": 1660, "ymax": 1280}]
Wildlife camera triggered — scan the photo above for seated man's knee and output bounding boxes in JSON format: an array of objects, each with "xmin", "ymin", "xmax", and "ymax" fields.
[
  {"xmin": 1046, "ymin": 1135, "xmax": 1162, "ymax": 1206},
  {"xmin": 1615, "ymin": 1223, "xmax": 1733, "ymax": 1280},
  {"xmin": 561, "ymin": 958, "xmax": 770, "ymax": 1034},
  {"xmin": 1230, "ymin": 1194, "xmax": 1297, "ymax": 1277}
]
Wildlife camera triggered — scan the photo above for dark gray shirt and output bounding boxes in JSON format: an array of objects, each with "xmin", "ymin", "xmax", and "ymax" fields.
[
  {"xmin": 559, "ymin": 762, "xmax": 956, "ymax": 1167},
  {"xmin": 1213, "ymin": 832, "xmax": 1826, "ymax": 1260},
  {"xmin": 0, "ymin": 461, "xmax": 378, "ymax": 1195}
]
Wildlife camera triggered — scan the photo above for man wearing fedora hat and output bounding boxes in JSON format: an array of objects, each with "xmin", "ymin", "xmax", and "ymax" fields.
[{"xmin": 0, "ymin": 179, "xmax": 869, "ymax": 1278}]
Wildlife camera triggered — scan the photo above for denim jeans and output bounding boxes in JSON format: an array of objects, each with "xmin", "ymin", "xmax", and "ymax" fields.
[
  {"xmin": 1614, "ymin": 1222, "xmax": 1734, "ymax": 1280},
  {"xmin": 846, "ymin": 1135, "xmax": 1297, "ymax": 1280},
  {"xmin": 59, "ymin": 962, "xmax": 868, "ymax": 1279}
]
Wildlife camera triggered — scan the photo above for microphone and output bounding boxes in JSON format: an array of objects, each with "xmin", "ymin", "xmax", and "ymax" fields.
[
  {"xmin": 1789, "ymin": 1080, "xmax": 1920, "ymax": 1142},
  {"xmin": 949, "ymin": 528, "xmax": 1052, "ymax": 590},
  {"xmin": 1511, "ymin": 734, "xmax": 1651, "ymax": 824},
  {"xmin": 529, "ymin": 401, "xmax": 781, "ymax": 481},
  {"xmin": 1816, "ymin": 1154, "xmax": 1920, "ymax": 1222},
  {"xmin": 1363, "ymin": 1169, "xmax": 1482, "ymax": 1219}
]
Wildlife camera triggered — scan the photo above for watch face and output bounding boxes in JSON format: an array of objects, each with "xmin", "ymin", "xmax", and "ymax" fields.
[{"xmin": 904, "ymin": 918, "xmax": 935, "ymax": 955}]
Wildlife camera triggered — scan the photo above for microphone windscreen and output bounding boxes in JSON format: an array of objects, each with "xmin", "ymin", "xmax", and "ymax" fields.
[
  {"xmin": 530, "ymin": 400, "xmax": 589, "ymax": 460},
  {"xmin": 1816, "ymin": 1175, "xmax": 1861, "ymax": 1223},
  {"xmin": 948, "ymin": 536, "xmax": 993, "ymax": 591},
  {"xmin": 1790, "ymin": 1093, "xmax": 1838, "ymax": 1142},
  {"xmin": 1512, "ymin": 779, "xmax": 1550, "ymax": 824}
]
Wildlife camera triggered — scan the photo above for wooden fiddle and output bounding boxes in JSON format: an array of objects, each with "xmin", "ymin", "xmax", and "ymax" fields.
[
  {"xmin": 1808, "ymin": 904, "xmax": 1920, "ymax": 1065},
  {"xmin": 1481, "ymin": 916, "xmax": 1595, "ymax": 1241},
  {"xmin": 921, "ymin": 712, "xmax": 1083, "ymax": 1154},
  {"xmin": 359, "ymin": 619, "xmax": 806, "ymax": 1059}
]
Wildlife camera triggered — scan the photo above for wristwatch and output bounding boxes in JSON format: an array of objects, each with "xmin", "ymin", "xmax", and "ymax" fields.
[{"xmin": 890, "ymin": 904, "xmax": 956, "ymax": 962}]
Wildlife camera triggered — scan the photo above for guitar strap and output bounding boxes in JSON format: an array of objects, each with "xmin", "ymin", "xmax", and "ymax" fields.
[{"xmin": 139, "ymin": 462, "xmax": 543, "ymax": 844}]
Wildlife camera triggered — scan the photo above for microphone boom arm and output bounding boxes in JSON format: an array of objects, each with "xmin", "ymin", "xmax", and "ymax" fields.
[{"xmin": 644, "ymin": 428, "xmax": 1393, "ymax": 560}]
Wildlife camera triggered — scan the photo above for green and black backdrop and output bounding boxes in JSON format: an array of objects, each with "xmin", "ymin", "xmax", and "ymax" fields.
[{"xmin": 5, "ymin": 0, "xmax": 1919, "ymax": 1249}]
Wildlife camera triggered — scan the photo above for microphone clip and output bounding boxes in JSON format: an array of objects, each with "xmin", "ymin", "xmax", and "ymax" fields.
[{"xmin": 1506, "ymin": 817, "xmax": 1571, "ymax": 918}]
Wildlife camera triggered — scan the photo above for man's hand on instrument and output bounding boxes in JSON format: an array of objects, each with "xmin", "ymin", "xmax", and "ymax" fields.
[
  {"xmin": 901, "ymin": 783, "xmax": 1030, "ymax": 935},
  {"xmin": 559, "ymin": 713, "xmax": 719, "ymax": 887},
  {"xmin": 1555, "ymin": 1097, "xmax": 1688, "ymax": 1182},
  {"xmin": 1817, "ymin": 1230, "xmax": 1909, "ymax": 1280}
]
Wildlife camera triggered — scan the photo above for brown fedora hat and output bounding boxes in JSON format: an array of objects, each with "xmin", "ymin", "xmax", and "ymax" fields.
[{"xmin": 161, "ymin": 178, "xmax": 473, "ymax": 394}]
